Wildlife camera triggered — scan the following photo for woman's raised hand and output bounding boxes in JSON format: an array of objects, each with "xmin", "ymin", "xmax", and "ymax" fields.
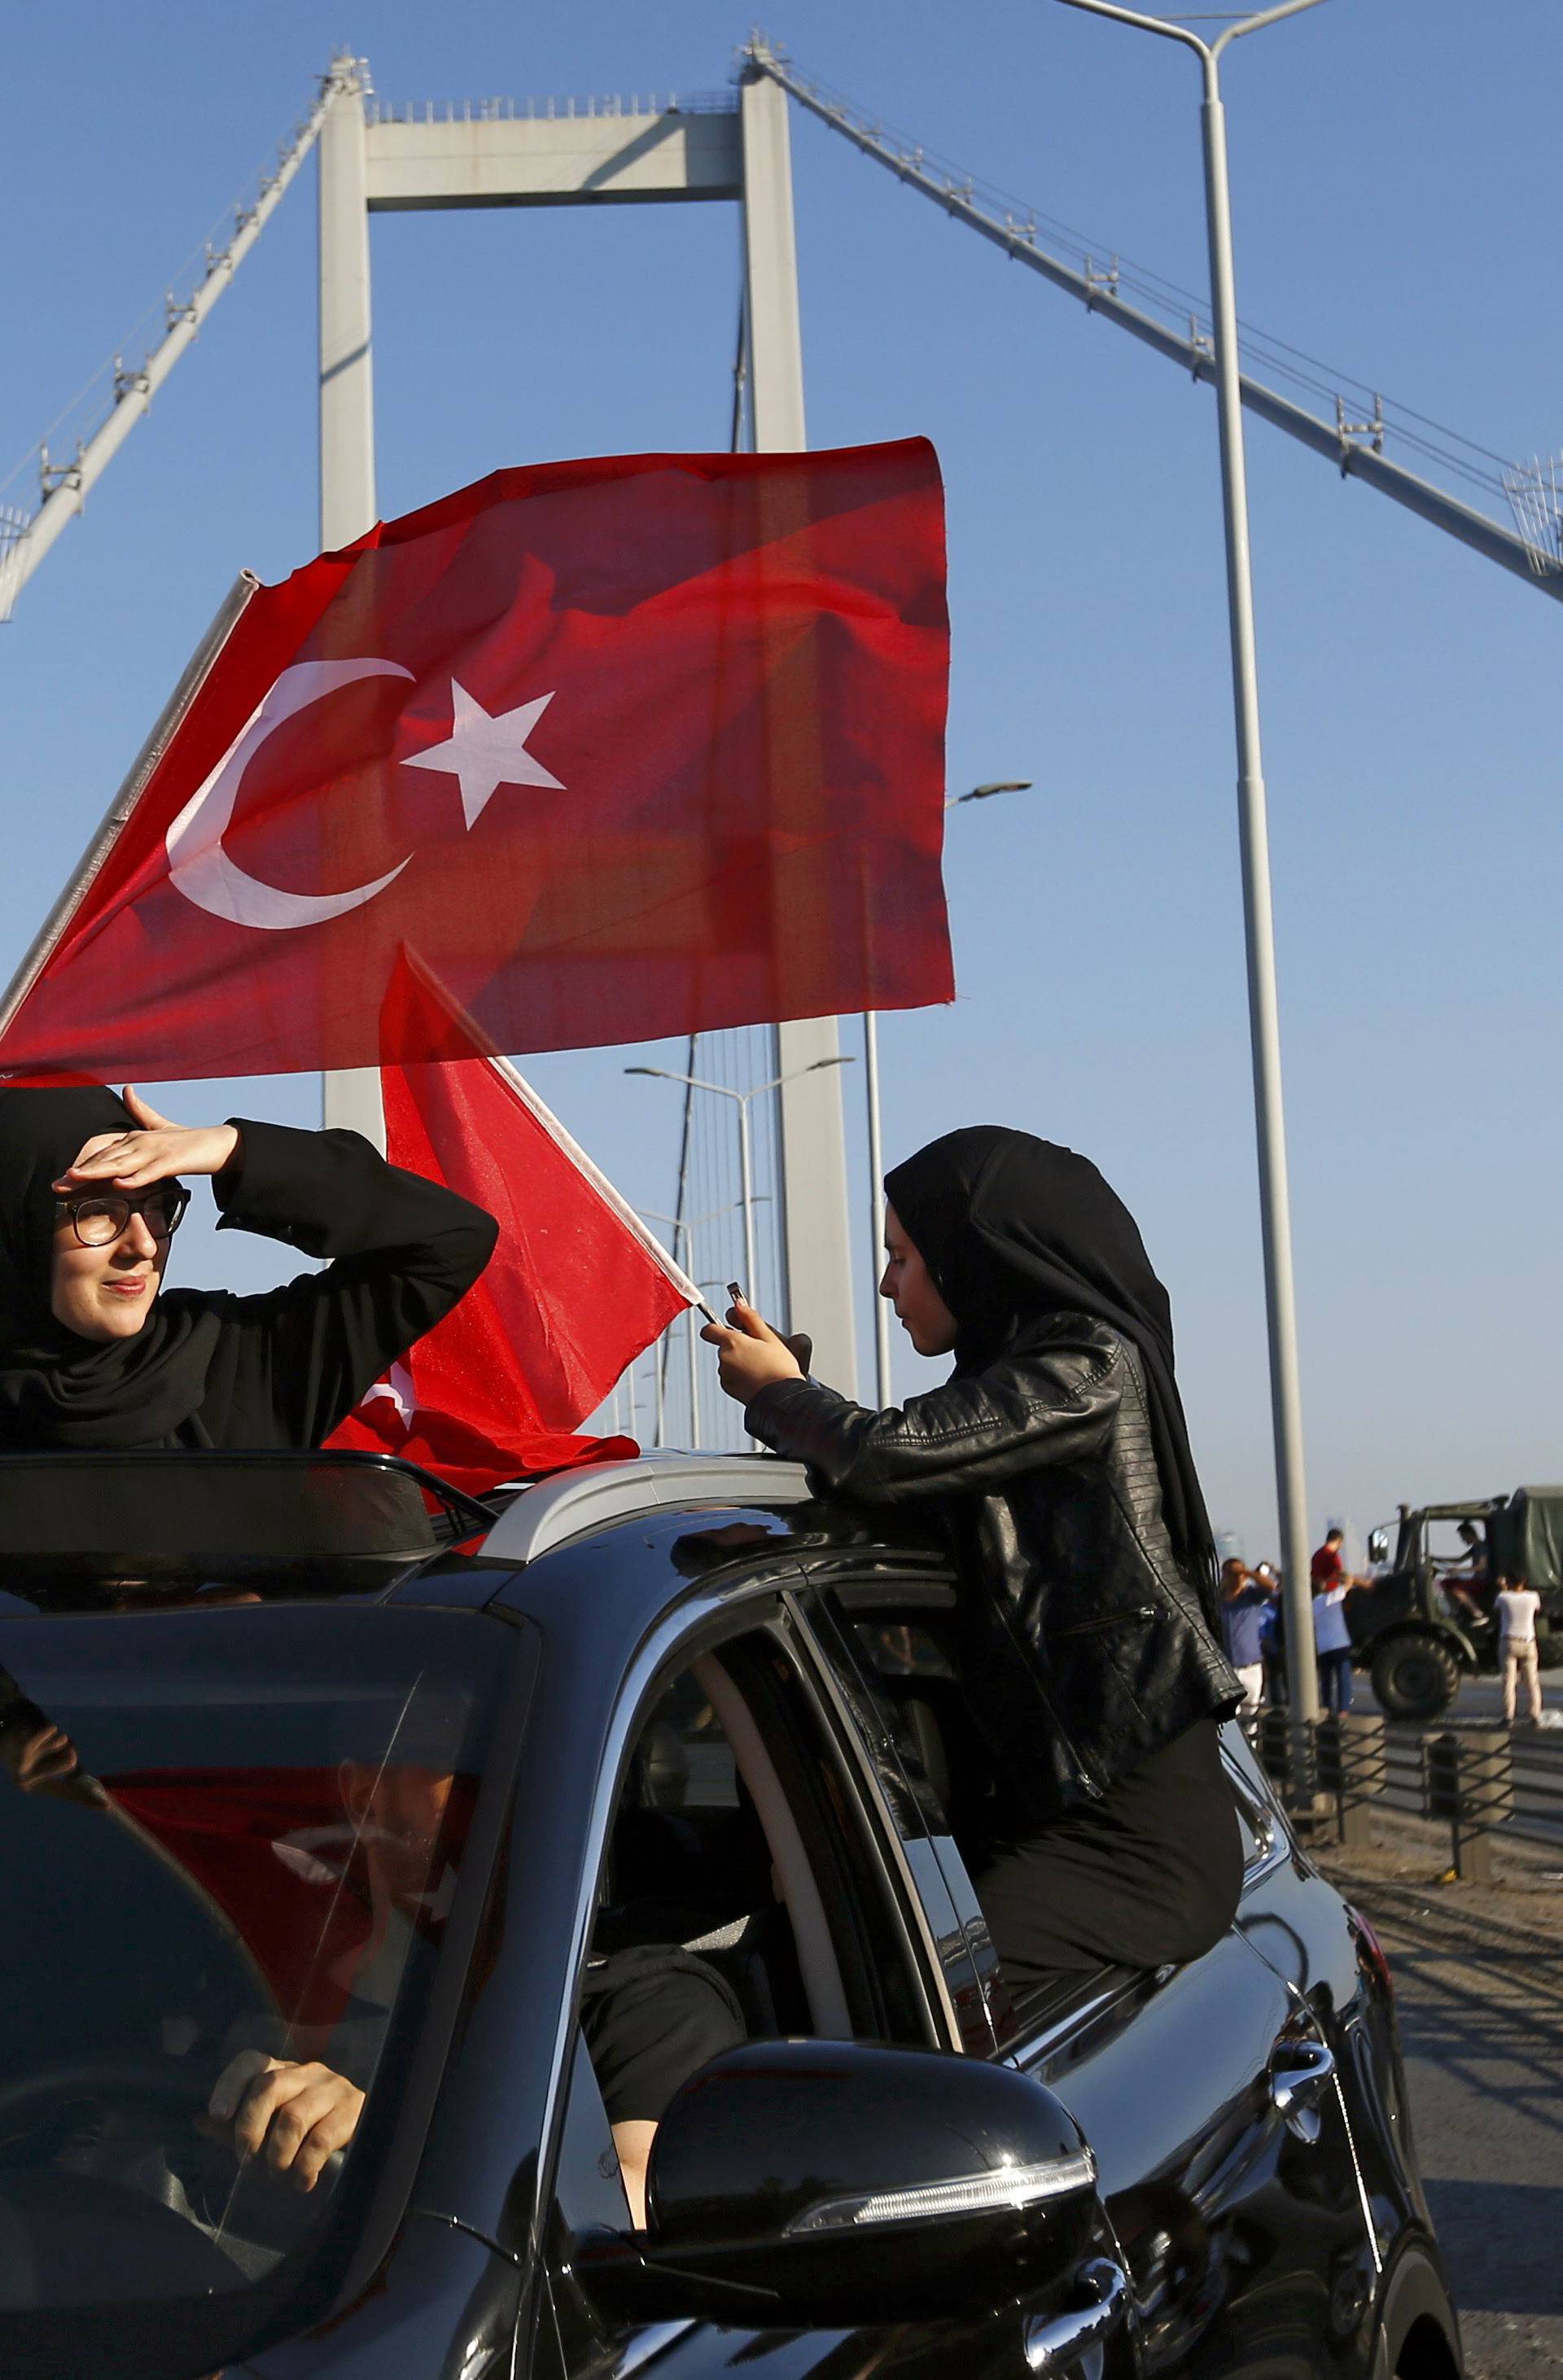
[
  {"xmin": 701, "ymin": 1294, "xmax": 805, "ymax": 1404},
  {"xmin": 52, "ymin": 1087, "xmax": 239, "ymax": 1193}
]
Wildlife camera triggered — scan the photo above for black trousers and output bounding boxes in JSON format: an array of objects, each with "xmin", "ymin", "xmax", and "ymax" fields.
[{"xmin": 969, "ymin": 1720, "xmax": 1245, "ymax": 1991}]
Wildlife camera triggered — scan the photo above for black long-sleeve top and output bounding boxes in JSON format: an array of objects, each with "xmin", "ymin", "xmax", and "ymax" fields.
[{"xmin": 177, "ymin": 1120, "xmax": 497, "ymax": 1450}]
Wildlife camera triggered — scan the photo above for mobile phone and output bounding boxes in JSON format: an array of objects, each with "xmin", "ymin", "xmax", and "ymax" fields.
[{"xmin": 727, "ymin": 1280, "xmax": 746, "ymax": 1306}]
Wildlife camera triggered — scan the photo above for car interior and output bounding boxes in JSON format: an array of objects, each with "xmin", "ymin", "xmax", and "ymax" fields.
[
  {"xmin": 586, "ymin": 1628, "xmax": 937, "ymax": 2118},
  {"xmin": 594, "ymin": 1666, "xmax": 815, "ymax": 2041}
]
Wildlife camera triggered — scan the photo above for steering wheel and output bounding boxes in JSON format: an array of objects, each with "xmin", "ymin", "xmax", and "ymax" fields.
[
  {"xmin": 0, "ymin": 2063, "xmax": 256, "ymax": 2311},
  {"xmin": 0, "ymin": 2051, "xmax": 349, "ymax": 2222},
  {"xmin": 0, "ymin": 2054, "xmax": 210, "ymax": 2130}
]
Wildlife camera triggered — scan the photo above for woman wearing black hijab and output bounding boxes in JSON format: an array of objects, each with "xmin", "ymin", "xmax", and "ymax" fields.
[
  {"xmin": 0, "ymin": 1083, "xmax": 497, "ymax": 1450},
  {"xmin": 704, "ymin": 1125, "xmax": 1245, "ymax": 1990}
]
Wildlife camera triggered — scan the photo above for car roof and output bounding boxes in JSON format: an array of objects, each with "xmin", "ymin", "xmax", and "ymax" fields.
[{"xmin": 480, "ymin": 1451, "xmax": 812, "ymax": 1565}]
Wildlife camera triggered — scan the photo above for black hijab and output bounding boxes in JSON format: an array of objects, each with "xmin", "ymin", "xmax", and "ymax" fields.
[
  {"xmin": 0, "ymin": 1087, "xmax": 220, "ymax": 1449},
  {"xmin": 884, "ymin": 1126, "xmax": 1217, "ymax": 1595}
]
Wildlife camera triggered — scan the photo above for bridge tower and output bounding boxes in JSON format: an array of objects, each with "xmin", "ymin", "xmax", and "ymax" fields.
[{"xmin": 317, "ymin": 60, "xmax": 858, "ymax": 1393}]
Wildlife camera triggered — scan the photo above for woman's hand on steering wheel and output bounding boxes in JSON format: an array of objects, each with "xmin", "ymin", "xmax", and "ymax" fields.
[{"xmin": 53, "ymin": 1089, "xmax": 239, "ymax": 1195}]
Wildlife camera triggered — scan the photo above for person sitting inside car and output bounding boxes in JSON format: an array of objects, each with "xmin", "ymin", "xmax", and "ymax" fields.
[
  {"xmin": 703, "ymin": 1125, "xmax": 1246, "ymax": 1998},
  {"xmin": 199, "ymin": 1757, "xmax": 742, "ymax": 2228},
  {"xmin": 0, "ymin": 1084, "xmax": 497, "ymax": 1450}
]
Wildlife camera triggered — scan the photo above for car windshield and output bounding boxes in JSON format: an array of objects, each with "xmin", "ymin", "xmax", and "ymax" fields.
[{"xmin": 0, "ymin": 1603, "xmax": 518, "ymax": 2380}]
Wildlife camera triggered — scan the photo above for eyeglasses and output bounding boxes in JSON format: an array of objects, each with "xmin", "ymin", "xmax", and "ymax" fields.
[{"xmin": 55, "ymin": 1186, "xmax": 190, "ymax": 1249}]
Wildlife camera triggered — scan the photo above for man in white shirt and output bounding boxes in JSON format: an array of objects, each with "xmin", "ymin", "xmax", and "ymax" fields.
[{"xmin": 1494, "ymin": 1574, "xmax": 1544, "ymax": 1726}]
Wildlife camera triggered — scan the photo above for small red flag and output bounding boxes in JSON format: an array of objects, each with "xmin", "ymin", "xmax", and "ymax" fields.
[
  {"xmin": 326, "ymin": 959, "xmax": 697, "ymax": 1493},
  {"xmin": 0, "ymin": 443, "xmax": 951, "ymax": 1082}
]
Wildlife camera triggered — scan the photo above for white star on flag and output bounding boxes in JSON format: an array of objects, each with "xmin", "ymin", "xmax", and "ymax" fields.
[{"xmin": 405, "ymin": 680, "xmax": 564, "ymax": 828}]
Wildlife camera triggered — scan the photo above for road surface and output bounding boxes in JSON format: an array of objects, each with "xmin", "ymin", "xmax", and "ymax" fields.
[{"xmin": 1319, "ymin": 1840, "xmax": 1563, "ymax": 2379}]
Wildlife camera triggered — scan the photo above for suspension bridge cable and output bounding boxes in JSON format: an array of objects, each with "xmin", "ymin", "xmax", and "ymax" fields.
[
  {"xmin": 743, "ymin": 44, "xmax": 1555, "ymax": 568},
  {"xmin": 742, "ymin": 55, "xmax": 1518, "ymax": 492},
  {"xmin": 0, "ymin": 62, "xmax": 357, "ymax": 619}
]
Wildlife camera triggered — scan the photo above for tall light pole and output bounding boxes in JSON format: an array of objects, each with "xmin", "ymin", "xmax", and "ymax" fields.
[
  {"xmin": 628, "ymin": 1060, "xmax": 854, "ymax": 1330},
  {"xmin": 864, "ymin": 781, "xmax": 1036, "ymax": 1407},
  {"xmin": 1052, "ymin": 0, "xmax": 1325, "ymax": 1721}
]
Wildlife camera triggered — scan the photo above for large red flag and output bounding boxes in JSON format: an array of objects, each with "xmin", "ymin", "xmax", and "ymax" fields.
[
  {"xmin": 326, "ymin": 959, "xmax": 698, "ymax": 1493},
  {"xmin": 0, "ymin": 443, "xmax": 951, "ymax": 1082}
]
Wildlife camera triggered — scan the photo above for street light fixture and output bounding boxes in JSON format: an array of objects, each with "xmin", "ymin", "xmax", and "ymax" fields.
[
  {"xmin": 627, "ymin": 1057, "xmax": 854, "ymax": 1326},
  {"xmin": 948, "ymin": 779, "xmax": 1034, "ymax": 807},
  {"xmin": 1050, "ymin": 0, "xmax": 1326, "ymax": 1723}
]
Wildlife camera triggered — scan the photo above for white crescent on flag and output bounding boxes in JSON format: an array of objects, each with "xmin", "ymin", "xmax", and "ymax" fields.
[{"xmin": 164, "ymin": 658, "xmax": 415, "ymax": 930}]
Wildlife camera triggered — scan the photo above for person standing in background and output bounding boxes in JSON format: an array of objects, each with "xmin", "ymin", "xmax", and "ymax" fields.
[
  {"xmin": 1311, "ymin": 1528, "xmax": 1359, "ymax": 1599},
  {"xmin": 1310, "ymin": 1530, "xmax": 1371, "ymax": 1714},
  {"xmin": 1253, "ymin": 1563, "xmax": 1286, "ymax": 1704},
  {"xmin": 1222, "ymin": 1558, "xmax": 1276, "ymax": 1714},
  {"xmin": 1495, "ymin": 1574, "xmax": 1544, "ymax": 1727}
]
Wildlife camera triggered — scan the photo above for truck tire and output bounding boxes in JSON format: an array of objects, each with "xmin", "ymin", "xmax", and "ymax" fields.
[
  {"xmin": 1372, "ymin": 1634, "xmax": 1460, "ymax": 1722},
  {"xmin": 1535, "ymin": 1630, "xmax": 1563, "ymax": 1673}
]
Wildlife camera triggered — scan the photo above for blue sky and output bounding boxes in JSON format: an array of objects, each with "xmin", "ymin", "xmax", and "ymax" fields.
[{"xmin": 3, "ymin": 0, "xmax": 1559, "ymax": 1555}]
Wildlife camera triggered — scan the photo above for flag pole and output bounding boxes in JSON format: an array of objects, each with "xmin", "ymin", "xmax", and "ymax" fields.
[{"xmin": 0, "ymin": 571, "xmax": 259, "ymax": 1050}]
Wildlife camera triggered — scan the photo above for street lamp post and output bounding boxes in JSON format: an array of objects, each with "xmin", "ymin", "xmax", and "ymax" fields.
[
  {"xmin": 864, "ymin": 781, "xmax": 1036, "ymax": 1408},
  {"xmin": 1052, "ymin": 0, "xmax": 1325, "ymax": 1722},
  {"xmin": 628, "ymin": 1057, "xmax": 854, "ymax": 1337}
]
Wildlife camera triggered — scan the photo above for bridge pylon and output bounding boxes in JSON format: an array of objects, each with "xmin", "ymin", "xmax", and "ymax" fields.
[{"xmin": 316, "ymin": 59, "xmax": 858, "ymax": 1393}]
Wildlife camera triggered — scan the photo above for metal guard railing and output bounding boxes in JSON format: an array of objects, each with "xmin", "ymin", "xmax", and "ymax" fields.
[{"xmin": 1246, "ymin": 1708, "xmax": 1563, "ymax": 1881}]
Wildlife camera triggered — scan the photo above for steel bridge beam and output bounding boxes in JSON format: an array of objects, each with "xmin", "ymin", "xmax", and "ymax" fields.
[{"xmin": 362, "ymin": 103, "xmax": 742, "ymax": 209}]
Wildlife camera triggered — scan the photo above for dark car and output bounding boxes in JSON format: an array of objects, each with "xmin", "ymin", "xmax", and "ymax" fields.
[{"xmin": 0, "ymin": 1448, "xmax": 1460, "ymax": 2380}]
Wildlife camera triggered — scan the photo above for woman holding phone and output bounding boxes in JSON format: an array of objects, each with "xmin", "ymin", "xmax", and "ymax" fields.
[{"xmin": 703, "ymin": 1125, "xmax": 1244, "ymax": 1993}]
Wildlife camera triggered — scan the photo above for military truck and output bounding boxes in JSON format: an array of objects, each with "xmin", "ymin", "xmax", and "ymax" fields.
[{"xmin": 1353, "ymin": 1486, "xmax": 1563, "ymax": 1720}]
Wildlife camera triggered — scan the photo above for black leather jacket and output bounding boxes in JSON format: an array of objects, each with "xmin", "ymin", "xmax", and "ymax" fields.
[{"xmin": 747, "ymin": 1312, "xmax": 1241, "ymax": 1823}]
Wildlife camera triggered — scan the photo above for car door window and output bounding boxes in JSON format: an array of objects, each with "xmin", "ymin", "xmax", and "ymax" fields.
[
  {"xmin": 796, "ymin": 1573, "xmax": 1127, "ymax": 2050},
  {"xmin": 543, "ymin": 1610, "xmax": 953, "ymax": 2380},
  {"xmin": 598, "ymin": 1627, "xmax": 941, "ymax": 2046},
  {"xmin": 588, "ymin": 1652, "xmax": 817, "ymax": 2067}
]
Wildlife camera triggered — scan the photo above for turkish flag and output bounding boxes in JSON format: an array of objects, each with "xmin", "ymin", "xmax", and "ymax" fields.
[
  {"xmin": 325, "ymin": 957, "xmax": 696, "ymax": 1494},
  {"xmin": 0, "ymin": 443, "xmax": 951, "ymax": 1082}
]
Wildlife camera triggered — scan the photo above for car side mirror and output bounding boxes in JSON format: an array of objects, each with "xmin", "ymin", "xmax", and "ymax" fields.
[
  {"xmin": 1367, "ymin": 1529, "xmax": 1390, "ymax": 1566},
  {"xmin": 576, "ymin": 2039, "xmax": 1105, "ymax": 2327}
]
